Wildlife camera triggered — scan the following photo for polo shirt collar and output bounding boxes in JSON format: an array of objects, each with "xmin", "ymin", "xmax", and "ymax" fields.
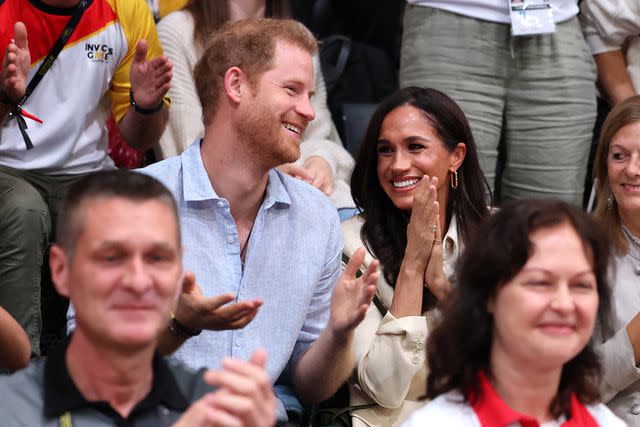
[
  {"xmin": 180, "ymin": 140, "xmax": 291, "ymax": 208},
  {"xmin": 43, "ymin": 336, "xmax": 190, "ymax": 419},
  {"xmin": 471, "ymin": 371, "xmax": 598, "ymax": 427},
  {"xmin": 471, "ymin": 371, "xmax": 540, "ymax": 427}
]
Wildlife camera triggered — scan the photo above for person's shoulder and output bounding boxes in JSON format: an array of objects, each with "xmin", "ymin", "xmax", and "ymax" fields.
[
  {"xmin": 158, "ymin": 9, "xmax": 193, "ymax": 28},
  {"xmin": 274, "ymin": 169, "xmax": 336, "ymax": 215},
  {"xmin": 401, "ymin": 391, "xmax": 476, "ymax": 427},
  {"xmin": 586, "ymin": 402, "xmax": 627, "ymax": 426},
  {"xmin": 164, "ymin": 358, "xmax": 214, "ymax": 402},
  {"xmin": 0, "ymin": 359, "xmax": 46, "ymax": 416},
  {"xmin": 157, "ymin": 9, "xmax": 193, "ymax": 37},
  {"xmin": 110, "ymin": 0, "xmax": 154, "ymax": 21},
  {"xmin": 138, "ymin": 155, "xmax": 182, "ymax": 182}
]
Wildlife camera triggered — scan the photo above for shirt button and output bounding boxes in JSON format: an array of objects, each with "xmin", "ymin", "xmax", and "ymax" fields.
[
  {"xmin": 227, "ymin": 235, "xmax": 234, "ymax": 243},
  {"xmin": 217, "ymin": 201, "xmax": 224, "ymax": 208},
  {"xmin": 417, "ymin": 334, "xmax": 425, "ymax": 341},
  {"xmin": 411, "ymin": 355, "xmax": 420, "ymax": 364},
  {"xmin": 416, "ymin": 342, "xmax": 424, "ymax": 350},
  {"xmin": 631, "ymin": 404, "xmax": 640, "ymax": 415},
  {"xmin": 235, "ymin": 341, "xmax": 241, "ymax": 347}
]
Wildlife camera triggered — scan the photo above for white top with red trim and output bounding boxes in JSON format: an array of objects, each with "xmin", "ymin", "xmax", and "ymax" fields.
[{"xmin": 0, "ymin": 0, "xmax": 165, "ymax": 174}]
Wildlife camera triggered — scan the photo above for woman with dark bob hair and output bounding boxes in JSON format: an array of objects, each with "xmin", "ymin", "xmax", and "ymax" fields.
[
  {"xmin": 403, "ymin": 199, "xmax": 624, "ymax": 426},
  {"xmin": 341, "ymin": 87, "xmax": 490, "ymax": 426}
]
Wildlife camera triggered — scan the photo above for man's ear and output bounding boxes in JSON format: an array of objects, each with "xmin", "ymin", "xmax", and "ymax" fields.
[
  {"xmin": 223, "ymin": 66, "xmax": 247, "ymax": 104},
  {"xmin": 50, "ymin": 245, "xmax": 71, "ymax": 298},
  {"xmin": 449, "ymin": 142, "xmax": 467, "ymax": 172}
]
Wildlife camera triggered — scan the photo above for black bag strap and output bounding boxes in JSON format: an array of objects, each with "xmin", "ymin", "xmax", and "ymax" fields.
[
  {"xmin": 320, "ymin": 35, "xmax": 351, "ymax": 93},
  {"xmin": 8, "ymin": 0, "xmax": 92, "ymax": 150},
  {"xmin": 341, "ymin": 252, "xmax": 387, "ymax": 317}
]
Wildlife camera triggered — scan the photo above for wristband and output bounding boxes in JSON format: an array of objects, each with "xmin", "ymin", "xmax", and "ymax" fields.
[
  {"xmin": 168, "ymin": 312, "xmax": 202, "ymax": 338},
  {"xmin": 129, "ymin": 89, "xmax": 164, "ymax": 115}
]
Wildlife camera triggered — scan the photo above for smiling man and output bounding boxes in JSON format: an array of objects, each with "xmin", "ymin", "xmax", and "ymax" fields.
[
  {"xmin": 0, "ymin": 170, "xmax": 276, "ymax": 426},
  {"xmin": 140, "ymin": 18, "xmax": 378, "ymax": 422}
]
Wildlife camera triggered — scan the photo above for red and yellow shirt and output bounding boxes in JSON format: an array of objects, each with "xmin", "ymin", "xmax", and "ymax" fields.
[{"xmin": 0, "ymin": 0, "xmax": 166, "ymax": 174}]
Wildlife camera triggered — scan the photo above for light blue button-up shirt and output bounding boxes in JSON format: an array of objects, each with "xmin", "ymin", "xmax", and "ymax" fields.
[{"xmin": 140, "ymin": 141, "xmax": 343, "ymax": 382}]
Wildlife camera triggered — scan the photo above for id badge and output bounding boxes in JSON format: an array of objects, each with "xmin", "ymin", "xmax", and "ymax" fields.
[{"xmin": 509, "ymin": 0, "xmax": 556, "ymax": 36}]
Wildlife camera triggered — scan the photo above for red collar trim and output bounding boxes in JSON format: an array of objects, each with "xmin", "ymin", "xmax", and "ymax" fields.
[{"xmin": 470, "ymin": 371, "xmax": 598, "ymax": 427}]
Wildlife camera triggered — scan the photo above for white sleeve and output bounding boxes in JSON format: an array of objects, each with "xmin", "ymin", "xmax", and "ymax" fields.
[
  {"xmin": 598, "ymin": 326, "xmax": 640, "ymax": 402},
  {"xmin": 354, "ymin": 306, "xmax": 428, "ymax": 408},
  {"xmin": 580, "ymin": 0, "xmax": 640, "ymax": 55}
]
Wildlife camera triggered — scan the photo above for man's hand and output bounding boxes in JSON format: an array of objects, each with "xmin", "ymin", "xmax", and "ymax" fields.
[
  {"xmin": 129, "ymin": 39, "xmax": 172, "ymax": 109},
  {"xmin": 173, "ymin": 350, "xmax": 276, "ymax": 427},
  {"xmin": 1, "ymin": 22, "xmax": 30, "ymax": 102},
  {"xmin": 328, "ymin": 248, "xmax": 378, "ymax": 338},
  {"xmin": 278, "ymin": 156, "xmax": 334, "ymax": 196},
  {"xmin": 175, "ymin": 272, "xmax": 262, "ymax": 332}
]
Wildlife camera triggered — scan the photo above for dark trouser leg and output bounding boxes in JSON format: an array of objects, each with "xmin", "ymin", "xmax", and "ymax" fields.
[{"xmin": 0, "ymin": 169, "xmax": 50, "ymax": 356}]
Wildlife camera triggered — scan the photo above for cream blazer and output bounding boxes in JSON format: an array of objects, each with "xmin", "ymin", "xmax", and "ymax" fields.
[
  {"xmin": 598, "ymin": 227, "xmax": 640, "ymax": 426},
  {"xmin": 341, "ymin": 215, "xmax": 460, "ymax": 427}
]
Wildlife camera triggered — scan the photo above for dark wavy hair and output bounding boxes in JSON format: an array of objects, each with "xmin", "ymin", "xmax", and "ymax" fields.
[
  {"xmin": 185, "ymin": 0, "xmax": 291, "ymax": 47},
  {"xmin": 350, "ymin": 87, "xmax": 491, "ymax": 309},
  {"xmin": 425, "ymin": 199, "xmax": 613, "ymax": 417}
]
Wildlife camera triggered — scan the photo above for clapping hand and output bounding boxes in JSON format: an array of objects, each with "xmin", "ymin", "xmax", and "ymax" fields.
[
  {"xmin": 405, "ymin": 176, "xmax": 439, "ymax": 271},
  {"xmin": 329, "ymin": 247, "xmax": 379, "ymax": 337},
  {"xmin": 1, "ymin": 22, "xmax": 30, "ymax": 103},
  {"xmin": 174, "ymin": 349, "xmax": 276, "ymax": 427},
  {"xmin": 423, "ymin": 212, "xmax": 452, "ymax": 301},
  {"xmin": 128, "ymin": 39, "xmax": 172, "ymax": 110}
]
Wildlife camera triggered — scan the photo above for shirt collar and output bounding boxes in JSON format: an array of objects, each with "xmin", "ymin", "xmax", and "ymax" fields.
[
  {"xmin": 181, "ymin": 140, "xmax": 219, "ymax": 202},
  {"xmin": 43, "ymin": 336, "xmax": 190, "ymax": 419},
  {"xmin": 471, "ymin": 371, "xmax": 598, "ymax": 427},
  {"xmin": 180, "ymin": 140, "xmax": 291, "ymax": 208},
  {"xmin": 443, "ymin": 213, "xmax": 460, "ymax": 259}
]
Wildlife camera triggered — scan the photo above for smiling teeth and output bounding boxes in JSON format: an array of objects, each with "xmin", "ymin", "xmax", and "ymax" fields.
[
  {"xmin": 284, "ymin": 123, "xmax": 301, "ymax": 134},
  {"xmin": 392, "ymin": 179, "xmax": 419, "ymax": 188}
]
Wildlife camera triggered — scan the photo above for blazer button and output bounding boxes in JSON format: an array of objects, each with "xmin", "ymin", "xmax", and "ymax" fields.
[{"xmin": 630, "ymin": 404, "xmax": 640, "ymax": 415}]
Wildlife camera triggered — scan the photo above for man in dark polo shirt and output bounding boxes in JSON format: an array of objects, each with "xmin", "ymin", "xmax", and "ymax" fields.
[{"xmin": 0, "ymin": 170, "xmax": 275, "ymax": 426}]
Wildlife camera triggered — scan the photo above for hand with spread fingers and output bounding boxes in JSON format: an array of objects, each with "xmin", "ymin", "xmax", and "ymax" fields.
[
  {"xmin": 1, "ymin": 22, "xmax": 30, "ymax": 104},
  {"xmin": 129, "ymin": 39, "xmax": 172, "ymax": 110},
  {"xmin": 173, "ymin": 349, "xmax": 276, "ymax": 427},
  {"xmin": 329, "ymin": 247, "xmax": 379, "ymax": 336},
  {"xmin": 175, "ymin": 272, "xmax": 263, "ymax": 333},
  {"xmin": 424, "ymin": 212, "xmax": 452, "ymax": 302}
]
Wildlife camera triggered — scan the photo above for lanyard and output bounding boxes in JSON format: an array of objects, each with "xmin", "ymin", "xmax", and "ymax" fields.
[{"xmin": 7, "ymin": 0, "xmax": 92, "ymax": 150}]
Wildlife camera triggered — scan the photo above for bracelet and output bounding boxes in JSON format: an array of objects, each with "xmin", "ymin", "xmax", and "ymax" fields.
[
  {"xmin": 129, "ymin": 89, "xmax": 164, "ymax": 115},
  {"xmin": 168, "ymin": 312, "xmax": 202, "ymax": 338}
]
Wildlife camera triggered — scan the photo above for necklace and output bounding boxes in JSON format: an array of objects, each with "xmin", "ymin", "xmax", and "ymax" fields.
[{"xmin": 622, "ymin": 225, "xmax": 640, "ymax": 276}]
